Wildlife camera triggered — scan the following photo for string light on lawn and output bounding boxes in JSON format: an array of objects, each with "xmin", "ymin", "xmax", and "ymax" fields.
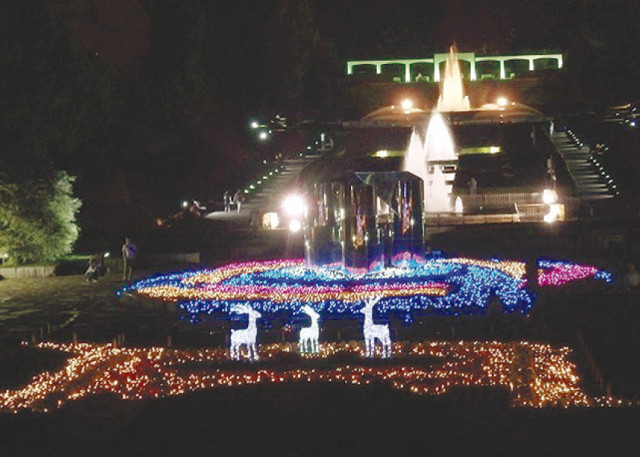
[
  {"xmin": 0, "ymin": 340, "xmax": 630, "ymax": 413},
  {"xmin": 121, "ymin": 258, "xmax": 609, "ymax": 322}
]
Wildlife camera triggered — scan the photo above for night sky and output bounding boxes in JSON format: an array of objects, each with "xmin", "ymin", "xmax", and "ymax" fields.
[{"xmin": 18, "ymin": 0, "xmax": 640, "ymax": 114}]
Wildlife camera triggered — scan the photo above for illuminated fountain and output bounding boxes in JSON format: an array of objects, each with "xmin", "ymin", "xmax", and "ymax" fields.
[
  {"xmin": 117, "ymin": 48, "xmax": 595, "ymax": 373},
  {"xmin": 436, "ymin": 46, "xmax": 471, "ymax": 112},
  {"xmin": 404, "ymin": 47, "xmax": 462, "ymax": 213},
  {"xmin": 403, "ymin": 109, "xmax": 458, "ymax": 214}
]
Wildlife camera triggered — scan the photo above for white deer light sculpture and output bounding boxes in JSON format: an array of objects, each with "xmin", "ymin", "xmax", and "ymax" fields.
[
  {"xmin": 360, "ymin": 296, "xmax": 392, "ymax": 358},
  {"xmin": 229, "ymin": 304, "xmax": 261, "ymax": 361},
  {"xmin": 298, "ymin": 305, "xmax": 320, "ymax": 354}
]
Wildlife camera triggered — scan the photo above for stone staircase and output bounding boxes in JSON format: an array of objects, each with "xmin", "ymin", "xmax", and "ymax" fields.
[
  {"xmin": 205, "ymin": 154, "xmax": 320, "ymax": 225},
  {"xmin": 243, "ymin": 155, "xmax": 318, "ymax": 215},
  {"xmin": 550, "ymin": 130, "xmax": 619, "ymax": 201}
]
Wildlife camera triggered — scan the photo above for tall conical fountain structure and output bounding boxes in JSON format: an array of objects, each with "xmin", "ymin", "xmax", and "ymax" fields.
[
  {"xmin": 437, "ymin": 46, "xmax": 471, "ymax": 112},
  {"xmin": 404, "ymin": 46, "xmax": 462, "ymax": 213}
]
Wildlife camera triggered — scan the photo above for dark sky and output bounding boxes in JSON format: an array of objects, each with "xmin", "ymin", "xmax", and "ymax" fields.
[
  {"xmin": 60, "ymin": 1, "xmax": 640, "ymax": 84},
  {"xmin": 5, "ymin": 0, "xmax": 640, "ymax": 130},
  {"xmin": 66, "ymin": 0, "xmax": 560, "ymax": 69}
]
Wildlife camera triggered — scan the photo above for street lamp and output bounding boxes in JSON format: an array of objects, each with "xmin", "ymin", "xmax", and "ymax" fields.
[{"xmin": 401, "ymin": 98, "xmax": 414, "ymax": 111}]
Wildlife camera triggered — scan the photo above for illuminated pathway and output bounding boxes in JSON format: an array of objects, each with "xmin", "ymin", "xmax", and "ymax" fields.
[{"xmin": 0, "ymin": 340, "xmax": 629, "ymax": 414}]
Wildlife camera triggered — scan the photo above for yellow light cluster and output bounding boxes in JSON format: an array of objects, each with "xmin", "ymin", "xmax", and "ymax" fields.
[
  {"xmin": 0, "ymin": 340, "xmax": 630, "ymax": 413},
  {"xmin": 137, "ymin": 284, "xmax": 448, "ymax": 303},
  {"xmin": 183, "ymin": 260, "xmax": 300, "ymax": 286},
  {"xmin": 444, "ymin": 258, "xmax": 527, "ymax": 280}
]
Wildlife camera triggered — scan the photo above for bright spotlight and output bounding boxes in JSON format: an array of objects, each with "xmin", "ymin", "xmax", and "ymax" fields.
[
  {"xmin": 258, "ymin": 131, "xmax": 269, "ymax": 141},
  {"xmin": 544, "ymin": 204, "xmax": 564, "ymax": 223},
  {"xmin": 289, "ymin": 220, "xmax": 302, "ymax": 233},
  {"xmin": 497, "ymin": 97, "xmax": 508, "ymax": 107},
  {"xmin": 542, "ymin": 189, "xmax": 558, "ymax": 205},
  {"xmin": 401, "ymin": 98, "xmax": 414, "ymax": 111},
  {"xmin": 282, "ymin": 194, "xmax": 306, "ymax": 217},
  {"xmin": 250, "ymin": 120, "xmax": 260, "ymax": 129}
]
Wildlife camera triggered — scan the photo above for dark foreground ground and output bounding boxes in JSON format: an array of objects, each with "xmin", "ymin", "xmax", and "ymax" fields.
[{"xmin": 2, "ymin": 383, "xmax": 640, "ymax": 457}]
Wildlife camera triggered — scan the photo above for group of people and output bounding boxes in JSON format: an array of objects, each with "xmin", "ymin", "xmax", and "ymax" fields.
[
  {"xmin": 85, "ymin": 237, "xmax": 137, "ymax": 282},
  {"xmin": 223, "ymin": 190, "xmax": 245, "ymax": 213},
  {"xmin": 85, "ymin": 188, "xmax": 248, "ymax": 285},
  {"xmin": 85, "ymin": 189, "xmax": 247, "ymax": 286}
]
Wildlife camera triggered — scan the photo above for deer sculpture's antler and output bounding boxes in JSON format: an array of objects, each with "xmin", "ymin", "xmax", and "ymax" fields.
[
  {"xmin": 230, "ymin": 303, "xmax": 249, "ymax": 314},
  {"xmin": 365, "ymin": 295, "xmax": 383, "ymax": 307}
]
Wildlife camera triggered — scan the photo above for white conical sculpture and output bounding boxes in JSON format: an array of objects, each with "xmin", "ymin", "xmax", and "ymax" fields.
[
  {"xmin": 229, "ymin": 304, "xmax": 261, "ymax": 361},
  {"xmin": 360, "ymin": 296, "xmax": 392, "ymax": 358},
  {"xmin": 298, "ymin": 305, "xmax": 320, "ymax": 354}
]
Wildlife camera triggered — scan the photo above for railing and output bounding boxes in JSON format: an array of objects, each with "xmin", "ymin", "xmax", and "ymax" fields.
[
  {"xmin": 424, "ymin": 192, "xmax": 555, "ymax": 226},
  {"xmin": 460, "ymin": 192, "xmax": 543, "ymax": 208}
]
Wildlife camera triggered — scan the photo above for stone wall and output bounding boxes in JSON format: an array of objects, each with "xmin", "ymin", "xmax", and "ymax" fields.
[{"xmin": 0, "ymin": 265, "xmax": 56, "ymax": 279}]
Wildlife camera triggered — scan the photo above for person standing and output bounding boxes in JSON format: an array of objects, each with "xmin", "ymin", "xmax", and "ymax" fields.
[
  {"xmin": 234, "ymin": 189, "xmax": 245, "ymax": 213},
  {"xmin": 122, "ymin": 237, "xmax": 137, "ymax": 281},
  {"xmin": 223, "ymin": 191, "xmax": 231, "ymax": 212},
  {"xmin": 469, "ymin": 177, "xmax": 477, "ymax": 195}
]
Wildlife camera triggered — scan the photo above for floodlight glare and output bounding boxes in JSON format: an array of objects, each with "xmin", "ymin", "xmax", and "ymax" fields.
[
  {"xmin": 542, "ymin": 189, "xmax": 558, "ymax": 205},
  {"xmin": 401, "ymin": 98, "xmax": 414, "ymax": 111},
  {"xmin": 289, "ymin": 219, "xmax": 302, "ymax": 233},
  {"xmin": 282, "ymin": 194, "xmax": 306, "ymax": 217},
  {"xmin": 497, "ymin": 97, "xmax": 508, "ymax": 107}
]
